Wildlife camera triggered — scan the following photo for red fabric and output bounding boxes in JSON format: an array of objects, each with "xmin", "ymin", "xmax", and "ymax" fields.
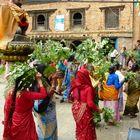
[
  {"xmin": 18, "ymin": 21, "xmax": 29, "ymax": 27},
  {"xmin": 70, "ymin": 68, "xmax": 100, "ymax": 112},
  {"xmin": 70, "ymin": 68, "xmax": 92, "ymax": 91},
  {"xmin": 3, "ymin": 87, "xmax": 47, "ymax": 140},
  {"xmin": 72, "ymin": 100, "xmax": 97, "ymax": 140}
]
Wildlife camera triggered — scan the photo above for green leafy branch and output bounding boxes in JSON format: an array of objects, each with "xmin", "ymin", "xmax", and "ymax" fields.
[{"xmin": 93, "ymin": 107, "xmax": 114, "ymax": 127}]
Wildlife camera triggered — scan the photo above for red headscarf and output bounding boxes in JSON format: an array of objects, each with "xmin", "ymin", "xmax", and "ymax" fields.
[{"xmin": 69, "ymin": 68, "xmax": 94, "ymax": 93}]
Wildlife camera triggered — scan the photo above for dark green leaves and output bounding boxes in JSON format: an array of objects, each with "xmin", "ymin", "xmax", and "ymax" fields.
[
  {"xmin": 103, "ymin": 108, "xmax": 114, "ymax": 123},
  {"xmin": 31, "ymin": 40, "xmax": 71, "ymax": 64},
  {"xmin": 6, "ymin": 62, "xmax": 36, "ymax": 91}
]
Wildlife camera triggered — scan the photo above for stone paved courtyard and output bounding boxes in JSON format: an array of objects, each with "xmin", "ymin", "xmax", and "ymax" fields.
[{"xmin": 0, "ymin": 82, "xmax": 139, "ymax": 140}]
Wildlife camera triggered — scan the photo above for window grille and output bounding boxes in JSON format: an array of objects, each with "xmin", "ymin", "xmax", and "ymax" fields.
[{"xmin": 105, "ymin": 8, "xmax": 119, "ymax": 29}]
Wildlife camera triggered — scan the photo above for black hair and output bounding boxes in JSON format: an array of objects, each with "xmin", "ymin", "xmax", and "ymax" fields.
[
  {"xmin": 109, "ymin": 65, "xmax": 115, "ymax": 74},
  {"xmin": 131, "ymin": 64, "xmax": 139, "ymax": 72},
  {"xmin": 115, "ymin": 63, "xmax": 121, "ymax": 70},
  {"xmin": 34, "ymin": 64, "xmax": 47, "ymax": 74},
  {"xmin": 33, "ymin": 64, "xmax": 51, "ymax": 87},
  {"xmin": 9, "ymin": 76, "xmax": 22, "ymax": 124},
  {"xmin": 68, "ymin": 55, "xmax": 75, "ymax": 62}
]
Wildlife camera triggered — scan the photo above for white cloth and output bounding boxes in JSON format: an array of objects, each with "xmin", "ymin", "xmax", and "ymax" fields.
[
  {"xmin": 115, "ymin": 70, "xmax": 124, "ymax": 112},
  {"xmin": 115, "ymin": 70, "xmax": 124, "ymax": 82},
  {"xmin": 110, "ymin": 49, "xmax": 118, "ymax": 57}
]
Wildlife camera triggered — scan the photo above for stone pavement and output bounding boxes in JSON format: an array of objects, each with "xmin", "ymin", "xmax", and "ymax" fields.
[{"xmin": 0, "ymin": 82, "xmax": 139, "ymax": 140}]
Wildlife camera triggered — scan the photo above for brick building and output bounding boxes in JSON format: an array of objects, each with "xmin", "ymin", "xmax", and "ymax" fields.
[{"xmin": 23, "ymin": 0, "xmax": 139, "ymax": 49}]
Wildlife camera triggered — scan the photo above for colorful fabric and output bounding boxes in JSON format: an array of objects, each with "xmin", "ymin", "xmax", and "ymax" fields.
[
  {"xmin": 72, "ymin": 100, "xmax": 97, "ymax": 140},
  {"xmin": 62, "ymin": 62, "xmax": 76, "ymax": 99},
  {"xmin": 0, "ymin": 3, "xmax": 27, "ymax": 49},
  {"xmin": 115, "ymin": 70, "xmax": 124, "ymax": 112},
  {"xmin": 107, "ymin": 73, "xmax": 124, "ymax": 90},
  {"xmin": 102, "ymin": 72, "xmax": 124, "ymax": 121},
  {"xmin": 104, "ymin": 101, "xmax": 120, "ymax": 121},
  {"xmin": 34, "ymin": 97, "xmax": 58, "ymax": 140},
  {"xmin": 70, "ymin": 68, "xmax": 93, "ymax": 93},
  {"xmin": 70, "ymin": 68, "xmax": 99, "ymax": 112},
  {"xmin": 124, "ymin": 89, "xmax": 140, "ymax": 115},
  {"xmin": 99, "ymin": 83, "xmax": 119, "ymax": 100}
]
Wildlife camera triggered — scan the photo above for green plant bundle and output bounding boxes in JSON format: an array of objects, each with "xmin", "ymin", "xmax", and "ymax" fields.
[
  {"xmin": 103, "ymin": 108, "xmax": 114, "ymax": 123},
  {"xmin": 96, "ymin": 38, "xmax": 114, "ymax": 57},
  {"xmin": 6, "ymin": 62, "xmax": 36, "ymax": 91},
  {"xmin": 125, "ymin": 71, "xmax": 140, "ymax": 92},
  {"xmin": 125, "ymin": 71, "xmax": 136, "ymax": 80},
  {"xmin": 126, "ymin": 50, "xmax": 140, "ymax": 66},
  {"xmin": 75, "ymin": 38, "xmax": 113, "ymax": 79},
  {"xmin": 31, "ymin": 39, "xmax": 117, "ymax": 81},
  {"xmin": 93, "ymin": 107, "xmax": 114, "ymax": 127},
  {"xmin": 75, "ymin": 39, "xmax": 96, "ymax": 63},
  {"xmin": 94, "ymin": 112, "xmax": 101, "ymax": 126},
  {"xmin": 31, "ymin": 40, "xmax": 71, "ymax": 64},
  {"xmin": 43, "ymin": 65, "xmax": 56, "ymax": 77}
]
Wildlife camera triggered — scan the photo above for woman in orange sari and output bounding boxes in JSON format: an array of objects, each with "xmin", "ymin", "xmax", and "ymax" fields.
[
  {"xmin": 69, "ymin": 68, "xmax": 102, "ymax": 140},
  {"xmin": 103, "ymin": 66, "xmax": 125, "ymax": 122}
]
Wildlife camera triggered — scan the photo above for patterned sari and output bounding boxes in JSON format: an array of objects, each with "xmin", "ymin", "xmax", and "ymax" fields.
[
  {"xmin": 34, "ymin": 96, "xmax": 57, "ymax": 140},
  {"xmin": 72, "ymin": 100, "xmax": 97, "ymax": 140},
  {"xmin": 124, "ymin": 71, "xmax": 140, "ymax": 116}
]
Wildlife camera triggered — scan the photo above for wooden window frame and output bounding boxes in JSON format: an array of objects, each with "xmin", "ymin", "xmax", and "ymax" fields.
[
  {"xmin": 100, "ymin": 5, "xmax": 125, "ymax": 30},
  {"xmin": 70, "ymin": 10, "xmax": 85, "ymax": 30}
]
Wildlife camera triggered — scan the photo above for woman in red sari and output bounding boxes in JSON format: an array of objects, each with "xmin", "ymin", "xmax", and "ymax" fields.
[
  {"xmin": 69, "ymin": 68, "xmax": 102, "ymax": 140},
  {"xmin": 3, "ymin": 72, "xmax": 54, "ymax": 140}
]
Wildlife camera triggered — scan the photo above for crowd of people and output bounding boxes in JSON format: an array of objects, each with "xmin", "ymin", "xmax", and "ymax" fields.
[
  {"xmin": 0, "ymin": 1, "xmax": 140, "ymax": 139},
  {"xmin": 1, "ymin": 42, "xmax": 140, "ymax": 140}
]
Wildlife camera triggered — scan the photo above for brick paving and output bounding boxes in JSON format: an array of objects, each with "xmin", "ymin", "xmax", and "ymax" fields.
[{"xmin": 0, "ymin": 82, "xmax": 139, "ymax": 140}]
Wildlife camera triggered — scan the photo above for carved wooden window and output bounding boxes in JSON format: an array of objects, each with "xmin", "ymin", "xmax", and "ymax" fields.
[
  {"xmin": 37, "ymin": 15, "xmax": 45, "ymax": 29},
  {"xmin": 32, "ymin": 13, "xmax": 48, "ymax": 31},
  {"xmin": 70, "ymin": 10, "xmax": 85, "ymax": 29},
  {"xmin": 73, "ymin": 12, "xmax": 82, "ymax": 25},
  {"xmin": 105, "ymin": 8, "xmax": 119, "ymax": 29}
]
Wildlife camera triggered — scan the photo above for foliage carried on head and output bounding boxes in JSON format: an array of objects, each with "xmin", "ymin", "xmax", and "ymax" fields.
[
  {"xmin": 31, "ymin": 40, "xmax": 71, "ymax": 64},
  {"xmin": 126, "ymin": 50, "xmax": 140, "ymax": 67},
  {"xmin": 6, "ymin": 62, "xmax": 36, "ymax": 91},
  {"xmin": 125, "ymin": 71, "xmax": 140, "ymax": 91},
  {"xmin": 75, "ymin": 38, "xmax": 112, "ymax": 79},
  {"xmin": 75, "ymin": 38, "xmax": 113, "ymax": 64}
]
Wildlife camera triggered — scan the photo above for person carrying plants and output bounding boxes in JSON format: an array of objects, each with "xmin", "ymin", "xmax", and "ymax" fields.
[
  {"xmin": 69, "ymin": 67, "xmax": 102, "ymax": 140},
  {"xmin": 100, "ymin": 65, "xmax": 125, "ymax": 124},
  {"xmin": 123, "ymin": 64, "xmax": 140, "ymax": 118},
  {"xmin": 3, "ymin": 63, "xmax": 57, "ymax": 140},
  {"xmin": 32, "ymin": 64, "xmax": 61, "ymax": 140}
]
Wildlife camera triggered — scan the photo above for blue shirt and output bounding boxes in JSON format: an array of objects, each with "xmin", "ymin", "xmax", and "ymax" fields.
[{"xmin": 107, "ymin": 73, "xmax": 124, "ymax": 89}]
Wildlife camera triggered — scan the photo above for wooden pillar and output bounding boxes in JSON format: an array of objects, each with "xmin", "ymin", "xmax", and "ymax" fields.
[{"xmin": 133, "ymin": 4, "xmax": 140, "ymax": 48}]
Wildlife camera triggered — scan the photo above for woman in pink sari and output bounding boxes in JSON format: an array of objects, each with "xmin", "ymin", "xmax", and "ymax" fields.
[
  {"xmin": 69, "ymin": 68, "xmax": 102, "ymax": 140},
  {"xmin": 3, "ymin": 72, "xmax": 55, "ymax": 140}
]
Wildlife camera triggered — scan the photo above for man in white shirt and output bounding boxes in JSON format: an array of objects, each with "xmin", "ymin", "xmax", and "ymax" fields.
[{"xmin": 110, "ymin": 46, "xmax": 119, "ymax": 63}]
